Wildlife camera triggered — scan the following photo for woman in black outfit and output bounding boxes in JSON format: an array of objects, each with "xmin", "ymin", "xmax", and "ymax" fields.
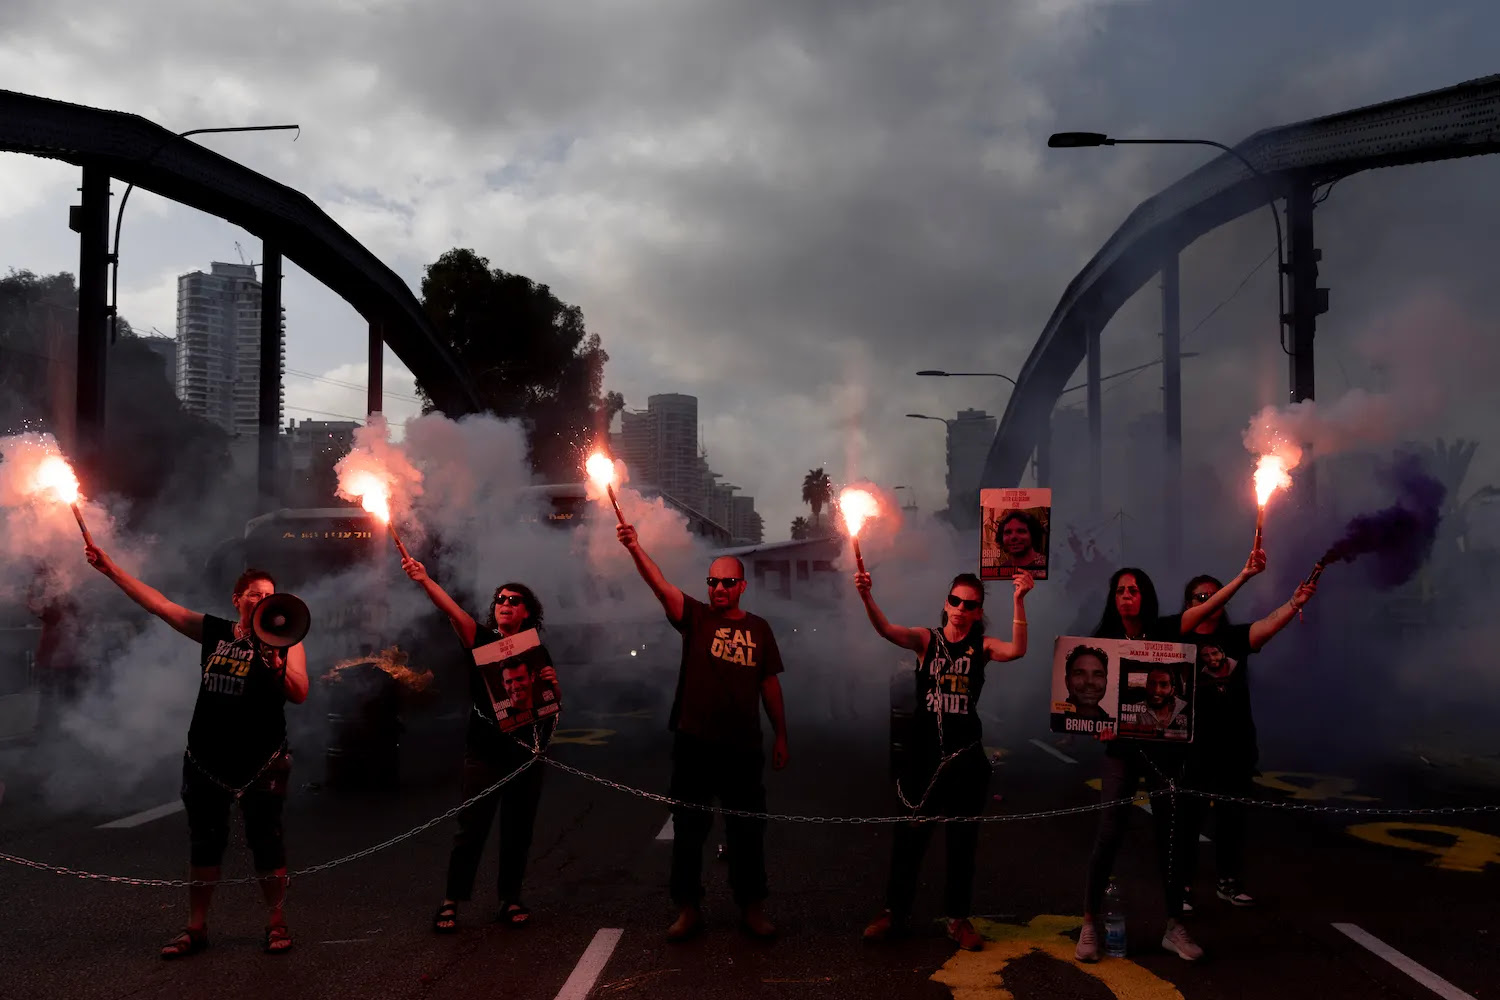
[
  {"xmin": 404, "ymin": 557, "xmax": 557, "ymax": 932},
  {"xmin": 1073, "ymin": 559, "xmax": 1256, "ymax": 964},
  {"xmin": 854, "ymin": 568, "xmax": 1032, "ymax": 952},
  {"xmin": 1173, "ymin": 558, "xmax": 1316, "ymax": 908}
]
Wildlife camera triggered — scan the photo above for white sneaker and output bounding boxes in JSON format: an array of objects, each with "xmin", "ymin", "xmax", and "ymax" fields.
[
  {"xmin": 1162, "ymin": 919, "xmax": 1204, "ymax": 961},
  {"xmin": 1075, "ymin": 920, "xmax": 1100, "ymax": 963}
]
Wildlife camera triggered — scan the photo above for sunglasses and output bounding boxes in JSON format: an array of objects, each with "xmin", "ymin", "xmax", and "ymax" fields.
[
  {"xmin": 494, "ymin": 594, "xmax": 527, "ymax": 607},
  {"xmin": 706, "ymin": 577, "xmax": 743, "ymax": 589},
  {"xmin": 946, "ymin": 594, "xmax": 982, "ymax": 611}
]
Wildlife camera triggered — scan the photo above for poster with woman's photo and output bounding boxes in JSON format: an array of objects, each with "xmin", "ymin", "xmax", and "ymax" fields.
[
  {"xmin": 1049, "ymin": 636, "xmax": 1196, "ymax": 740},
  {"xmin": 473, "ymin": 628, "xmax": 561, "ymax": 733},
  {"xmin": 981, "ymin": 488, "xmax": 1051, "ymax": 580}
]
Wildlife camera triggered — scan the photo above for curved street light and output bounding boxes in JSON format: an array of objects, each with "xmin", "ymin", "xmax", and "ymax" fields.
[
  {"xmin": 1048, "ymin": 131, "xmax": 1287, "ymax": 353},
  {"xmin": 111, "ymin": 123, "xmax": 301, "ymax": 342}
]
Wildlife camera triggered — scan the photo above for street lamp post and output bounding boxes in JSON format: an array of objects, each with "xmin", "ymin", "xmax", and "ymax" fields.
[
  {"xmin": 907, "ymin": 412, "xmax": 993, "ymax": 527},
  {"xmin": 1050, "ymin": 128, "xmax": 1324, "ymax": 530}
]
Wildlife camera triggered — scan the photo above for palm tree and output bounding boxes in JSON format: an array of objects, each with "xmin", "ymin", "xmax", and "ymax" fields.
[
  {"xmin": 790, "ymin": 516, "xmax": 811, "ymax": 541},
  {"xmin": 801, "ymin": 468, "xmax": 833, "ymax": 525}
]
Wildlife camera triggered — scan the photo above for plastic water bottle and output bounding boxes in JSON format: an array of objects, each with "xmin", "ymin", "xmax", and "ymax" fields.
[{"xmin": 1104, "ymin": 878, "xmax": 1127, "ymax": 957}]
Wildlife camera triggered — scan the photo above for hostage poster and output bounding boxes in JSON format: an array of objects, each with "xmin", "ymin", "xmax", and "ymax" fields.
[
  {"xmin": 473, "ymin": 628, "xmax": 561, "ymax": 732},
  {"xmin": 1049, "ymin": 636, "xmax": 1196, "ymax": 741},
  {"xmin": 981, "ymin": 488, "xmax": 1051, "ymax": 580}
]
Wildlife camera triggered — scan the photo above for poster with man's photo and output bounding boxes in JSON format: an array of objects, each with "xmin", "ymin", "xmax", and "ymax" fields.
[
  {"xmin": 1049, "ymin": 636, "xmax": 1196, "ymax": 740},
  {"xmin": 473, "ymin": 628, "xmax": 560, "ymax": 733},
  {"xmin": 981, "ymin": 488, "xmax": 1051, "ymax": 580}
]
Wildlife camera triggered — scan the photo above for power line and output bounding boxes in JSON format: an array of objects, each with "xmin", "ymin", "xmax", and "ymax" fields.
[
  {"xmin": 1099, "ymin": 244, "xmax": 1278, "ymax": 401},
  {"xmin": 283, "ymin": 404, "xmax": 367, "ymax": 423},
  {"xmin": 284, "ymin": 367, "xmax": 421, "ymax": 404}
]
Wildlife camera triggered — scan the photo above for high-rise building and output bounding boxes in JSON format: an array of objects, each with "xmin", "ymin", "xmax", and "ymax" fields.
[
  {"xmin": 730, "ymin": 495, "xmax": 764, "ymax": 545},
  {"xmin": 175, "ymin": 262, "xmax": 284, "ymax": 438},
  {"xmin": 946, "ymin": 408, "xmax": 996, "ymax": 523},
  {"xmin": 610, "ymin": 393, "xmax": 706, "ymax": 512}
]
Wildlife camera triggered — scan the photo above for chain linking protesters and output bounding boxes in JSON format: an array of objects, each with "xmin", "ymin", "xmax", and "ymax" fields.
[
  {"xmin": 1075, "ymin": 562, "xmax": 1241, "ymax": 964},
  {"xmin": 855, "ymin": 568, "xmax": 1032, "ymax": 951},
  {"xmin": 1172, "ymin": 557, "xmax": 1317, "ymax": 909},
  {"xmin": 86, "ymin": 547, "xmax": 308, "ymax": 958},
  {"xmin": 616, "ymin": 522, "xmax": 789, "ymax": 942},
  {"xmin": 403, "ymin": 558, "xmax": 557, "ymax": 932}
]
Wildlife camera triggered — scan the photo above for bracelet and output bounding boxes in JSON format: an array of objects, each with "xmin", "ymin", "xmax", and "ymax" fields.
[{"xmin": 1013, "ymin": 618, "xmax": 1028, "ymax": 626}]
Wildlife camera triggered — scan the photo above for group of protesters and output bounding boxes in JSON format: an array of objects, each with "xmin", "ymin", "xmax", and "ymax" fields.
[{"xmin": 78, "ymin": 503, "xmax": 1314, "ymax": 962}]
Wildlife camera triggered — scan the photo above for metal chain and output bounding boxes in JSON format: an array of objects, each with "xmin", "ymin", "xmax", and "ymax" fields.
[
  {"xmin": 184, "ymin": 743, "xmax": 288, "ymax": 800},
  {"xmin": 7, "ymin": 748, "xmax": 1500, "ymax": 889},
  {"xmin": 540, "ymin": 755, "xmax": 1139, "ymax": 824},
  {"xmin": 0, "ymin": 756, "xmax": 539, "ymax": 888}
]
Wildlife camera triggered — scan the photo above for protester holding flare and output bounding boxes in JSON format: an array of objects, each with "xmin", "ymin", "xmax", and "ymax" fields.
[
  {"xmin": 84, "ymin": 546, "xmax": 308, "ymax": 959},
  {"xmin": 854, "ymin": 566, "xmax": 1032, "ymax": 952},
  {"xmin": 1170, "ymin": 555, "xmax": 1317, "ymax": 910},
  {"xmin": 615, "ymin": 520, "xmax": 789, "ymax": 942},
  {"xmin": 402, "ymin": 556, "xmax": 557, "ymax": 932},
  {"xmin": 1075, "ymin": 564, "xmax": 1235, "ymax": 964}
]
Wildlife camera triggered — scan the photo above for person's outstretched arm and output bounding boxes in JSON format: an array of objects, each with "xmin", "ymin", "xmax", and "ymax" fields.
[
  {"xmin": 1181, "ymin": 549, "xmax": 1266, "ymax": 633},
  {"xmin": 403, "ymin": 557, "xmax": 479, "ymax": 648},
  {"xmin": 86, "ymin": 545, "xmax": 204, "ymax": 642},
  {"xmin": 983, "ymin": 572, "xmax": 1034, "ymax": 662},
  {"xmin": 853, "ymin": 571, "xmax": 929, "ymax": 654},
  {"xmin": 617, "ymin": 523, "xmax": 686, "ymax": 625},
  {"xmin": 1248, "ymin": 580, "xmax": 1317, "ymax": 651}
]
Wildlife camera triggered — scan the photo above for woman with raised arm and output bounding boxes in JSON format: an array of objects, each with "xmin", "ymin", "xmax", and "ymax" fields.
[
  {"xmin": 855, "ymin": 568, "xmax": 1032, "ymax": 952},
  {"xmin": 85, "ymin": 546, "xmax": 308, "ymax": 959},
  {"xmin": 403, "ymin": 557, "xmax": 558, "ymax": 934},
  {"xmin": 1170, "ymin": 558, "xmax": 1317, "ymax": 909}
]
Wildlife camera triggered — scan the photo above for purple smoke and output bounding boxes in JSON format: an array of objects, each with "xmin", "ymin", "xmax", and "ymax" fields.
[{"xmin": 1320, "ymin": 455, "xmax": 1447, "ymax": 588}]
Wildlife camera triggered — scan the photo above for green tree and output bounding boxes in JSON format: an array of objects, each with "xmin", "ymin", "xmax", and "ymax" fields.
[
  {"xmin": 789, "ymin": 516, "xmax": 811, "ymax": 541},
  {"xmin": 801, "ymin": 467, "xmax": 832, "ymax": 525},
  {"xmin": 416, "ymin": 248, "xmax": 625, "ymax": 481}
]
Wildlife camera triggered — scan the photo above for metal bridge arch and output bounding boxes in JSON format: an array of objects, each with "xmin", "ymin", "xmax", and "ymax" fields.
[
  {"xmin": 983, "ymin": 73, "xmax": 1500, "ymax": 505},
  {"xmin": 0, "ymin": 89, "xmax": 481, "ymax": 482}
]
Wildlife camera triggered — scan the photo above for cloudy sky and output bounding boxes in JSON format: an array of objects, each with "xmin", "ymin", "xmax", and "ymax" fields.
[{"xmin": 2, "ymin": 0, "xmax": 1498, "ymax": 538}]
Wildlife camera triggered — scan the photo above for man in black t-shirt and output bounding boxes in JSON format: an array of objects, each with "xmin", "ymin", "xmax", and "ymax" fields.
[
  {"xmin": 87, "ymin": 546, "xmax": 308, "ymax": 959},
  {"xmin": 617, "ymin": 523, "xmax": 789, "ymax": 942}
]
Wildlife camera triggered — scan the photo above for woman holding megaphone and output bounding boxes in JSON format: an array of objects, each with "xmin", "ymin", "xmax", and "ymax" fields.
[{"xmin": 86, "ymin": 546, "xmax": 309, "ymax": 959}]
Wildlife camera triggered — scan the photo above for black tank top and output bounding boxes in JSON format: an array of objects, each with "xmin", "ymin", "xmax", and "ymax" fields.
[{"xmin": 912, "ymin": 627, "xmax": 989, "ymax": 751}]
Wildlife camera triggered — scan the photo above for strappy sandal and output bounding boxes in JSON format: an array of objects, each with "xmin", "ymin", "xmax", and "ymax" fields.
[
  {"xmin": 160, "ymin": 927, "xmax": 208, "ymax": 960},
  {"xmin": 263, "ymin": 921, "xmax": 293, "ymax": 954},
  {"xmin": 498, "ymin": 901, "xmax": 530, "ymax": 926},
  {"xmin": 433, "ymin": 902, "xmax": 459, "ymax": 934}
]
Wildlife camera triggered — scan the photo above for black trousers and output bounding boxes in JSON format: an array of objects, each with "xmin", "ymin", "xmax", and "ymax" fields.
[
  {"xmin": 668, "ymin": 732, "xmax": 768, "ymax": 908},
  {"xmin": 444, "ymin": 734, "xmax": 545, "ymax": 903},
  {"xmin": 1183, "ymin": 766, "xmax": 1254, "ymax": 884},
  {"xmin": 886, "ymin": 744, "xmax": 991, "ymax": 921},
  {"xmin": 181, "ymin": 753, "xmax": 291, "ymax": 871},
  {"xmin": 1084, "ymin": 750, "xmax": 1194, "ymax": 919}
]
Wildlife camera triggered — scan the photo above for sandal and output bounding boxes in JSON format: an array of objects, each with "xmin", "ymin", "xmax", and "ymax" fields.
[
  {"xmin": 498, "ymin": 901, "xmax": 531, "ymax": 926},
  {"xmin": 160, "ymin": 927, "xmax": 208, "ymax": 960},
  {"xmin": 433, "ymin": 902, "xmax": 459, "ymax": 934},
  {"xmin": 263, "ymin": 921, "xmax": 293, "ymax": 954}
]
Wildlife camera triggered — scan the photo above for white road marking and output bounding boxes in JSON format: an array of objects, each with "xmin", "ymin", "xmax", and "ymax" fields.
[
  {"xmin": 1029, "ymin": 738, "xmax": 1077, "ymax": 764},
  {"xmin": 656, "ymin": 816, "xmax": 674, "ymax": 840},
  {"xmin": 97, "ymin": 801, "xmax": 183, "ymax": 829},
  {"xmin": 1136, "ymin": 801, "xmax": 1210, "ymax": 842},
  {"xmin": 1333, "ymin": 923, "xmax": 1476, "ymax": 1000},
  {"xmin": 554, "ymin": 928, "xmax": 624, "ymax": 1000}
]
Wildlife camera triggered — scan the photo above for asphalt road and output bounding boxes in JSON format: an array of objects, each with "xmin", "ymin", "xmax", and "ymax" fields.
[{"xmin": 2, "ymin": 666, "xmax": 1498, "ymax": 1000}]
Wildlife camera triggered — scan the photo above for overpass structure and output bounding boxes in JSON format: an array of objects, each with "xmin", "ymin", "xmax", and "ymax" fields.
[
  {"xmin": 984, "ymin": 73, "xmax": 1500, "ymax": 563},
  {"xmin": 0, "ymin": 89, "xmax": 482, "ymax": 494}
]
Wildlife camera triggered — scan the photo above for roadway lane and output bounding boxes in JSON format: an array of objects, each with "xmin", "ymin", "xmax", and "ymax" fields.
[{"xmin": 2, "ymin": 686, "xmax": 1497, "ymax": 999}]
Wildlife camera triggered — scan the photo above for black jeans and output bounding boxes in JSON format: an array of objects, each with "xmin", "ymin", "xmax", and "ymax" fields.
[
  {"xmin": 668, "ymin": 732, "xmax": 768, "ymax": 908},
  {"xmin": 444, "ymin": 733, "xmax": 545, "ymax": 903},
  {"xmin": 1183, "ymin": 766, "xmax": 1253, "ymax": 884},
  {"xmin": 886, "ymin": 744, "xmax": 991, "ymax": 921},
  {"xmin": 181, "ymin": 752, "xmax": 291, "ymax": 870},
  {"xmin": 1084, "ymin": 749, "xmax": 1193, "ymax": 919}
]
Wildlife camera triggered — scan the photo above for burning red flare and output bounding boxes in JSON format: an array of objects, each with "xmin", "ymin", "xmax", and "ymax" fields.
[
  {"xmin": 585, "ymin": 450, "xmax": 626, "ymax": 524},
  {"xmin": 33, "ymin": 455, "xmax": 81, "ymax": 505},
  {"xmin": 838, "ymin": 488, "xmax": 879, "ymax": 538},
  {"xmin": 1253, "ymin": 455, "xmax": 1292, "ymax": 508},
  {"xmin": 343, "ymin": 470, "xmax": 392, "ymax": 524}
]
